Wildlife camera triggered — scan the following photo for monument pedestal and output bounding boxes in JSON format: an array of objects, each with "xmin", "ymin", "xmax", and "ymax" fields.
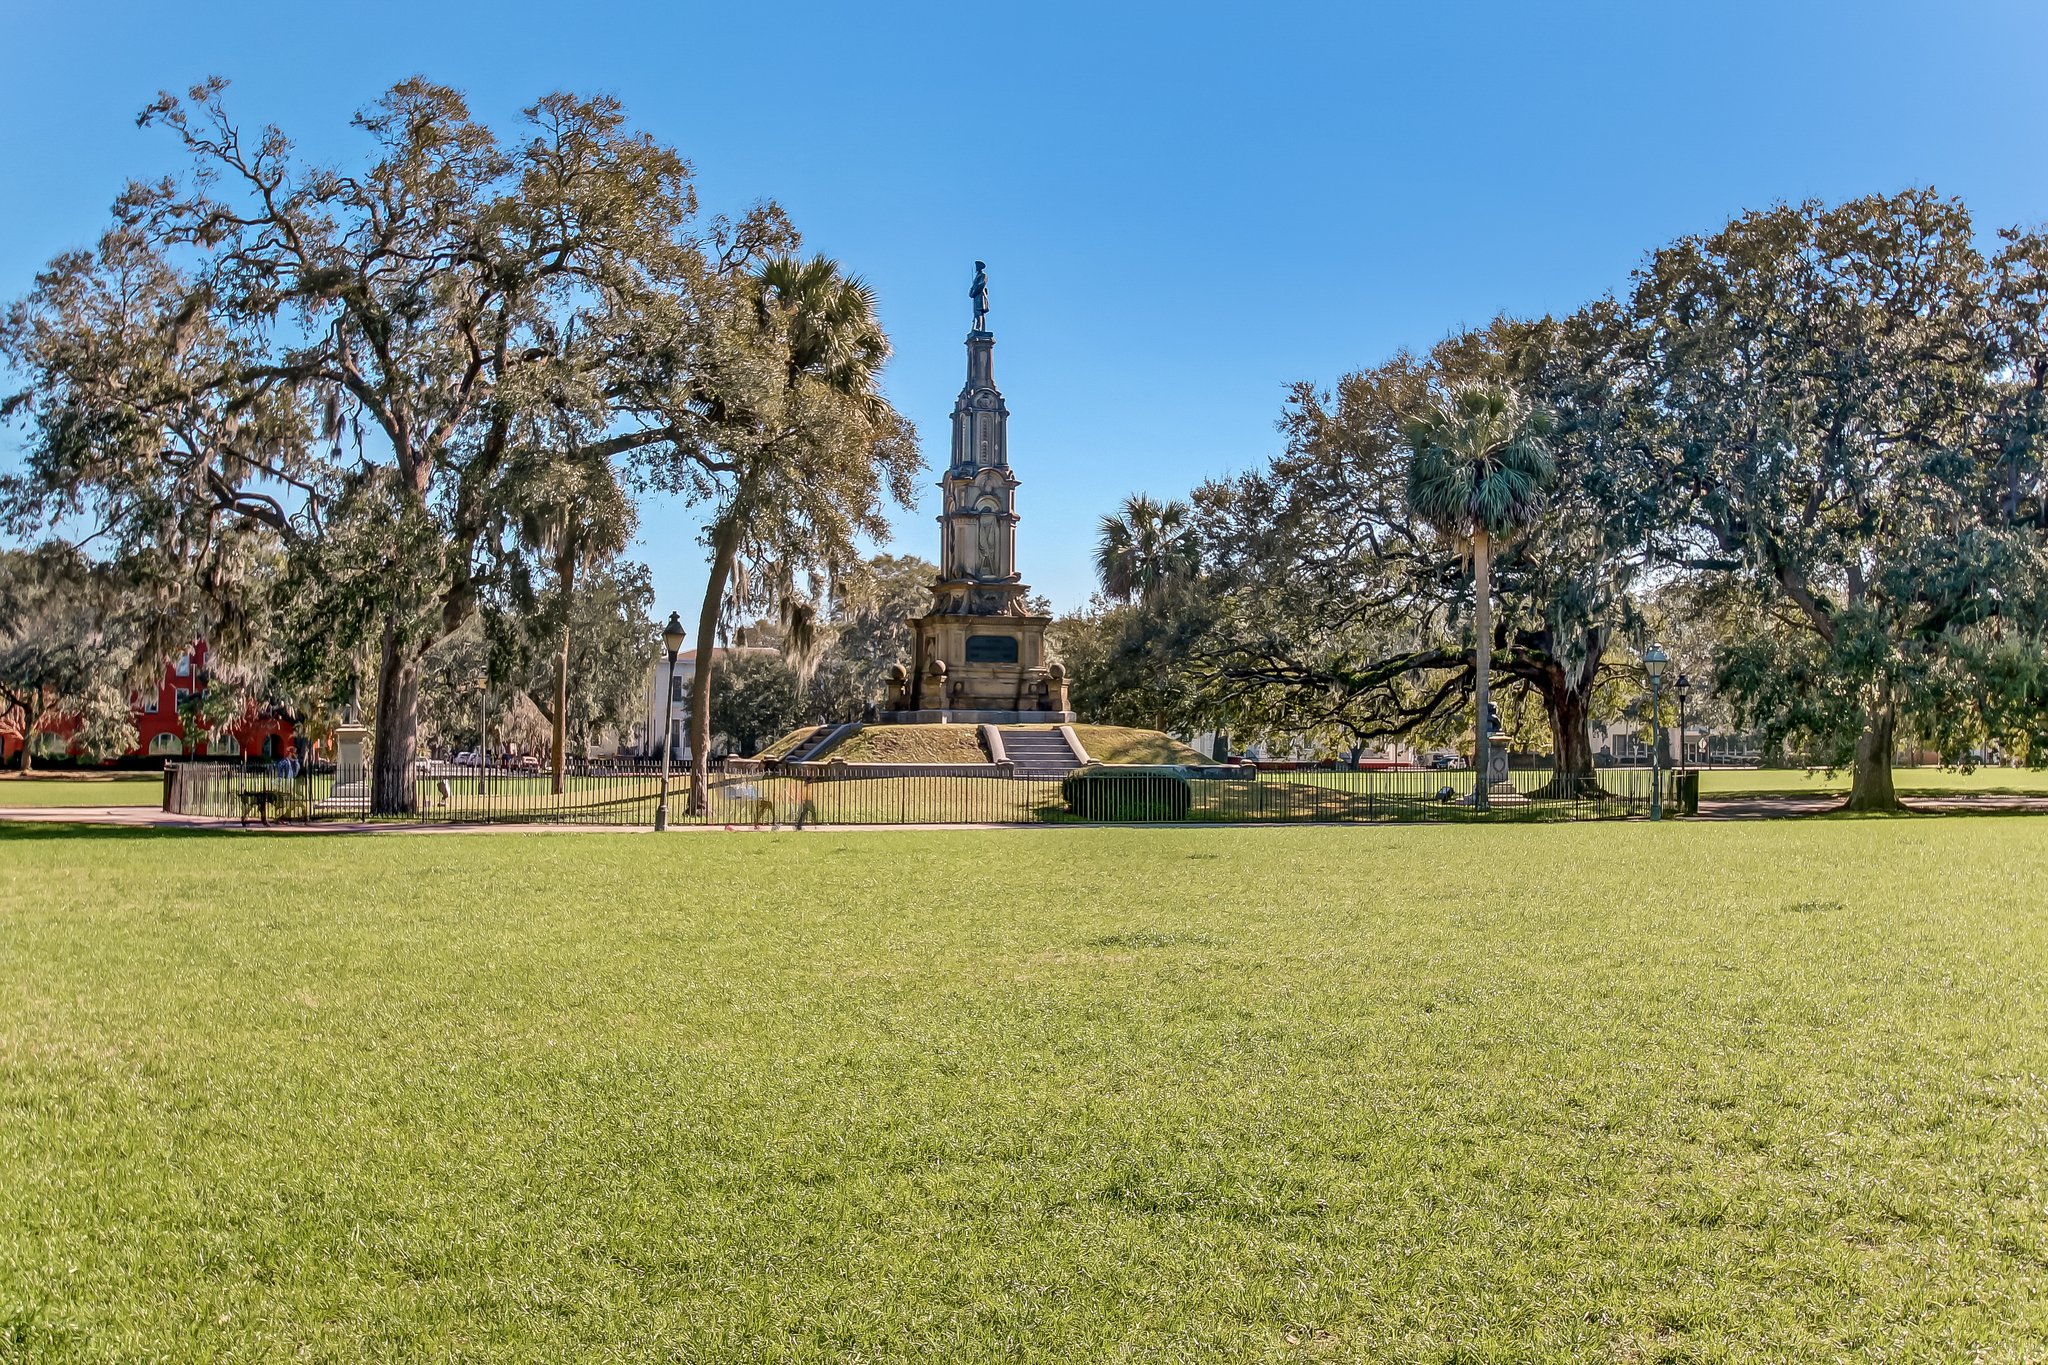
[
  {"xmin": 1467, "ymin": 730, "xmax": 1529, "ymax": 807},
  {"xmin": 324, "ymin": 722, "xmax": 372, "ymax": 811}
]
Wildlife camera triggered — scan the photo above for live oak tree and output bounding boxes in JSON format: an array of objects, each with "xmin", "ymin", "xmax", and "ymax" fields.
[
  {"xmin": 488, "ymin": 556, "xmax": 656, "ymax": 765},
  {"xmin": 706, "ymin": 651, "xmax": 803, "ymax": 757},
  {"xmin": 503, "ymin": 439, "xmax": 637, "ymax": 792},
  {"xmin": 0, "ymin": 545, "xmax": 139, "ymax": 771},
  {"xmin": 0, "ymin": 78, "xmax": 793, "ymax": 812},
  {"xmin": 800, "ymin": 553, "xmax": 939, "ymax": 723},
  {"xmin": 1622, "ymin": 189, "xmax": 2048, "ymax": 809},
  {"xmin": 1189, "ymin": 317, "xmax": 1633, "ymax": 788}
]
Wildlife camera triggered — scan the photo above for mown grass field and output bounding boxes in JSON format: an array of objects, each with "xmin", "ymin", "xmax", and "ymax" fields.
[
  {"xmin": 0, "ymin": 772, "xmax": 164, "ymax": 807},
  {"xmin": 1694, "ymin": 765, "xmax": 2048, "ymax": 797},
  {"xmin": 3, "ymin": 821, "xmax": 2046, "ymax": 1360}
]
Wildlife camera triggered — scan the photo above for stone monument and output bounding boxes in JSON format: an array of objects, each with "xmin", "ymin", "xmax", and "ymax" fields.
[{"xmin": 881, "ymin": 262, "xmax": 1074, "ymax": 724}]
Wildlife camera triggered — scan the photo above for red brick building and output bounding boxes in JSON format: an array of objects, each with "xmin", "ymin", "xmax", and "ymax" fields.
[{"xmin": 0, "ymin": 640, "xmax": 299, "ymax": 767}]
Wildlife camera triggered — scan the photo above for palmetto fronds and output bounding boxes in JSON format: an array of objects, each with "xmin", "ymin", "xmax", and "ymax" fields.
[
  {"xmin": 1095, "ymin": 494, "xmax": 1201, "ymax": 605},
  {"xmin": 1401, "ymin": 384, "xmax": 1556, "ymax": 542},
  {"xmin": 756, "ymin": 254, "xmax": 890, "ymax": 411}
]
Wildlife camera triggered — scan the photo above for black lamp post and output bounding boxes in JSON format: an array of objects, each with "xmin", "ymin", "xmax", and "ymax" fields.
[
  {"xmin": 1675, "ymin": 673, "xmax": 1693, "ymax": 771},
  {"xmin": 1644, "ymin": 643, "xmax": 1668, "ymax": 820},
  {"xmin": 655, "ymin": 612, "xmax": 686, "ymax": 831},
  {"xmin": 475, "ymin": 676, "xmax": 490, "ymax": 797}
]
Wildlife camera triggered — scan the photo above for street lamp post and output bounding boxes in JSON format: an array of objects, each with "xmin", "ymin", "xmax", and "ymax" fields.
[
  {"xmin": 1644, "ymin": 643, "xmax": 1669, "ymax": 820},
  {"xmin": 655, "ymin": 612, "xmax": 686, "ymax": 831},
  {"xmin": 1675, "ymin": 673, "xmax": 1692, "ymax": 772},
  {"xmin": 476, "ymin": 678, "xmax": 490, "ymax": 797}
]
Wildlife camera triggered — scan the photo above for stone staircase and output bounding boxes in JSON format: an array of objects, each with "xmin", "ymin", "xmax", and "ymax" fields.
[
  {"xmin": 998, "ymin": 727, "xmax": 1082, "ymax": 779},
  {"xmin": 783, "ymin": 723, "xmax": 855, "ymax": 764}
]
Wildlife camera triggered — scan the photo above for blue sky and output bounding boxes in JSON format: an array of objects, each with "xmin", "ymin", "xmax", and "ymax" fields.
[{"xmin": 5, "ymin": 0, "xmax": 2047, "ymax": 619}]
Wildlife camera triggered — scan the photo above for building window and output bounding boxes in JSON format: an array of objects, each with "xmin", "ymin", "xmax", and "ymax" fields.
[
  {"xmin": 670, "ymin": 673, "xmax": 685, "ymax": 703},
  {"xmin": 143, "ymin": 696, "xmax": 159, "ymax": 714},
  {"xmin": 211, "ymin": 734, "xmax": 240, "ymax": 757},
  {"xmin": 148, "ymin": 732, "xmax": 183, "ymax": 756}
]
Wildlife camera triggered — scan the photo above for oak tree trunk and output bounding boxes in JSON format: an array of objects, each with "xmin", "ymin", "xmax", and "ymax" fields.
[
  {"xmin": 371, "ymin": 626, "xmax": 424, "ymax": 815},
  {"xmin": 1845, "ymin": 685, "xmax": 1902, "ymax": 813},
  {"xmin": 1538, "ymin": 679, "xmax": 1601, "ymax": 798}
]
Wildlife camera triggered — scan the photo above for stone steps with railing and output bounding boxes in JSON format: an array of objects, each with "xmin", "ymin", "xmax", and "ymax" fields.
[{"xmin": 996, "ymin": 727, "xmax": 1082, "ymax": 779}]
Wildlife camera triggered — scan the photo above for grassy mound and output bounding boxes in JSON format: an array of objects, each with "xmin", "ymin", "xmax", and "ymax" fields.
[
  {"xmin": 1070, "ymin": 725, "xmax": 1210, "ymax": 765},
  {"xmin": 824, "ymin": 724, "xmax": 989, "ymax": 764}
]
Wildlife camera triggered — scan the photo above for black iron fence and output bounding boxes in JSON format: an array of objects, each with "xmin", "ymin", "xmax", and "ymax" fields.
[{"xmin": 164, "ymin": 759, "xmax": 1683, "ymax": 827}]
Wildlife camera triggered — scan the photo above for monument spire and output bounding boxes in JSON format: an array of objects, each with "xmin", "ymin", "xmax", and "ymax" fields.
[{"xmin": 880, "ymin": 261, "xmax": 1071, "ymax": 723}]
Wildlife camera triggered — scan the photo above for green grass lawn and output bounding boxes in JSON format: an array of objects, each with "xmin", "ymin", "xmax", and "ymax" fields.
[
  {"xmin": 1695, "ymin": 765, "xmax": 2048, "ymax": 798},
  {"xmin": 0, "ymin": 772, "xmax": 164, "ymax": 806},
  {"xmin": 4, "ymin": 822, "xmax": 2047, "ymax": 1360}
]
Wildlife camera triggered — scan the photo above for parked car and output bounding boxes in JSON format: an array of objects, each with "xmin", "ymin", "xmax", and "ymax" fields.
[
  {"xmin": 452, "ymin": 751, "xmax": 481, "ymax": 768},
  {"xmin": 515, "ymin": 754, "xmax": 541, "ymax": 772}
]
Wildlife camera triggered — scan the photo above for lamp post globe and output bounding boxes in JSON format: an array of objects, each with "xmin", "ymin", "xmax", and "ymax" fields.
[
  {"xmin": 656, "ymin": 612, "xmax": 687, "ymax": 831},
  {"xmin": 1643, "ymin": 643, "xmax": 1669, "ymax": 820}
]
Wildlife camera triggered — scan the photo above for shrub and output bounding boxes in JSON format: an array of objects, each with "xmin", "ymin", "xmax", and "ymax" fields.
[{"xmin": 1060, "ymin": 767, "xmax": 1194, "ymax": 821}]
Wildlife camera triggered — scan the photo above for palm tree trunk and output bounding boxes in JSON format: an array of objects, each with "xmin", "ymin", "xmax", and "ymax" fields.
[
  {"xmin": 1472, "ymin": 530, "xmax": 1492, "ymax": 813},
  {"xmin": 688, "ymin": 517, "xmax": 741, "ymax": 816}
]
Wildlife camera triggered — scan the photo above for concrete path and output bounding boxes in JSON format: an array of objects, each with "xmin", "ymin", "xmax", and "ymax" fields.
[{"xmin": 0, "ymin": 805, "xmax": 1045, "ymax": 835}]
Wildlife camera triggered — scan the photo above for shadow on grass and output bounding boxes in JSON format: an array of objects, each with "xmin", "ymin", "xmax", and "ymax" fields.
[{"xmin": 0, "ymin": 821, "xmax": 244, "ymax": 844}]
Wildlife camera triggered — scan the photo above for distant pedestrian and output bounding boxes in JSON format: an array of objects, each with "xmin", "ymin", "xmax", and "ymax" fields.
[
  {"xmin": 790, "ymin": 774, "xmax": 819, "ymax": 830},
  {"xmin": 728, "ymin": 778, "xmax": 777, "ymax": 830},
  {"xmin": 437, "ymin": 778, "xmax": 452, "ymax": 806}
]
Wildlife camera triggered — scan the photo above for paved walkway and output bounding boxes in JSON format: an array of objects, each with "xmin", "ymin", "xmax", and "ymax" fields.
[{"xmin": 0, "ymin": 806, "xmax": 1037, "ymax": 835}]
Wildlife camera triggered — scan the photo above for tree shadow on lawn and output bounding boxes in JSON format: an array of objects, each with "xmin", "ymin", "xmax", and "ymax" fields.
[
  {"xmin": 1190, "ymin": 777, "xmax": 1636, "ymax": 823},
  {"xmin": 0, "ymin": 821, "xmax": 251, "ymax": 845}
]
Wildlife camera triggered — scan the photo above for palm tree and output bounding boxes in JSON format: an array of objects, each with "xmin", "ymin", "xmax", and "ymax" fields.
[
  {"xmin": 1094, "ymin": 494, "xmax": 1200, "ymax": 606},
  {"xmin": 1401, "ymin": 384, "xmax": 1555, "ymax": 809},
  {"xmin": 684, "ymin": 254, "xmax": 901, "ymax": 813}
]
